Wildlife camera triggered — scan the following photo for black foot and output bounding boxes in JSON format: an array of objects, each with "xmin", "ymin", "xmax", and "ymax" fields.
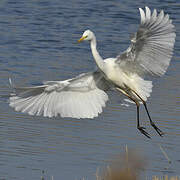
[
  {"xmin": 138, "ymin": 126, "xmax": 151, "ymax": 139},
  {"xmin": 151, "ymin": 122, "xmax": 164, "ymax": 137}
]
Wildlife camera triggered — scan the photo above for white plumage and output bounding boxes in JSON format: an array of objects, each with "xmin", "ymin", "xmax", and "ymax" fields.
[
  {"xmin": 9, "ymin": 7, "xmax": 176, "ymax": 138},
  {"xmin": 10, "ymin": 72, "xmax": 109, "ymax": 118}
]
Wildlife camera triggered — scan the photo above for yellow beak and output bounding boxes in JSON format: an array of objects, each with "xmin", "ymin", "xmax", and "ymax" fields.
[{"xmin": 78, "ymin": 36, "xmax": 86, "ymax": 43}]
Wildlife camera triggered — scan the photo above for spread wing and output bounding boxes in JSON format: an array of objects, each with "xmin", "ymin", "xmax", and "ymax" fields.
[
  {"xmin": 9, "ymin": 71, "xmax": 111, "ymax": 119},
  {"xmin": 116, "ymin": 6, "xmax": 176, "ymax": 76}
]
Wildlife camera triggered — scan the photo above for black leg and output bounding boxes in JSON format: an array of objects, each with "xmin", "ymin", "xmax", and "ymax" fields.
[
  {"xmin": 136, "ymin": 103, "xmax": 151, "ymax": 139},
  {"xmin": 131, "ymin": 89, "xmax": 164, "ymax": 137},
  {"xmin": 143, "ymin": 102, "xmax": 164, "ymax": 137},
  {"xmin": 116, "ymin": 87, "xmax": 151, "ymax": 138}
]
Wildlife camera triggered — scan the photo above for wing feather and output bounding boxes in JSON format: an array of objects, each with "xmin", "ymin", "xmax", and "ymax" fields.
[
  {"xmin": 9, "ymin": 71, "xmax": 111, "ymax": 119},
  {"xmin": 116, "ymin": 6, "xmax": 176, "ymax": 76}
]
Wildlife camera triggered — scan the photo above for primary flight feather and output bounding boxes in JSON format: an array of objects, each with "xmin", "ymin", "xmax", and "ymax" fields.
[{"xmin": 9, "ymin": 7, "xmax": 176, "ymax": 138}]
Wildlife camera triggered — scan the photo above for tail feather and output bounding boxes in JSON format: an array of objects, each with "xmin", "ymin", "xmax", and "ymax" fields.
[
  {"xmin": 135, "ymin": 77, "xmax": 153, "ymax": 101},
  {"xmin": 130, "ymin": 74, "xmax": 153, "ymax": 101}
]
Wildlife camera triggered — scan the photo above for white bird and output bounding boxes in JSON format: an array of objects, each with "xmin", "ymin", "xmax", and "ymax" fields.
[{"xmin": 9, "ymin": 7, "xmax": 176, "ymax": 138}]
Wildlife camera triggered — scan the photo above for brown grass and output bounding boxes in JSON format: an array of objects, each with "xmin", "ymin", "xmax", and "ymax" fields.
[
  {"xmin": 95, "ymin": 148, "xmax": 146, "ymax": 180},
  {"xmin": 152, "ymin": 176, "xmax": 180, "ymax": 180},
  {"xmin": 94, "ymin": 147, "xmax": 179, "ymax": 180}
]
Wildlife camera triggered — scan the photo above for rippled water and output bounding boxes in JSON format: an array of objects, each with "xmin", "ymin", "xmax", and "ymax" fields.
[{"xmin": 0, "ymin": 0, "xmax": 180, "ymax": 179}]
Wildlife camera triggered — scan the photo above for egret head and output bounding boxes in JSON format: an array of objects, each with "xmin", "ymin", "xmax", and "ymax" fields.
[{"xmin": 78, "ymin": 30, "xmax": 94, "ymax": 42}]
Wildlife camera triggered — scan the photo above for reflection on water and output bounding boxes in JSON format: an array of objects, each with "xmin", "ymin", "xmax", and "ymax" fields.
[{"xmin": 0, "ymin": 0, "xmax": 180, "ymax": 179}]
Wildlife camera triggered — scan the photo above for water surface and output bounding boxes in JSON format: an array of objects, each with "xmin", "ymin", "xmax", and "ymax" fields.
[{"xmin": 0, "ymin": 0, "xmax": 180, "ymax": 179}]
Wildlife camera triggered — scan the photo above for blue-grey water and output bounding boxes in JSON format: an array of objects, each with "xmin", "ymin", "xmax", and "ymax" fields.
[{"xmin": 0, "ymin": 0, "xmax": 180, "ymax": 179}]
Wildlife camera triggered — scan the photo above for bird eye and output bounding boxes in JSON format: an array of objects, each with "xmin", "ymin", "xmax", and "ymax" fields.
[{"xmin": 84, "ymin": 35, "xmax": 88, "ymax": 38}]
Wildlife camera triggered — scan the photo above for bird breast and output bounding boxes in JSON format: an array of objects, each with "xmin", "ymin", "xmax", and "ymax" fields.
[{"xmin": 104, "ymin": 58, "xmax": 127, "ymax": 89}]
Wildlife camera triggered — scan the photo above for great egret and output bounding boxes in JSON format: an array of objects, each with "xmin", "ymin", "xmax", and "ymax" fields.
[{"xmin": 9, "ymin": 7, "xmax": 176, "ymax": 138}]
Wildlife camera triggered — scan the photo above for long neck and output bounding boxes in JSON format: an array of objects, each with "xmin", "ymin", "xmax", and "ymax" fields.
[{"xmin": 90, "ymin": 36, "xmax": 104, "ymax": 71}]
